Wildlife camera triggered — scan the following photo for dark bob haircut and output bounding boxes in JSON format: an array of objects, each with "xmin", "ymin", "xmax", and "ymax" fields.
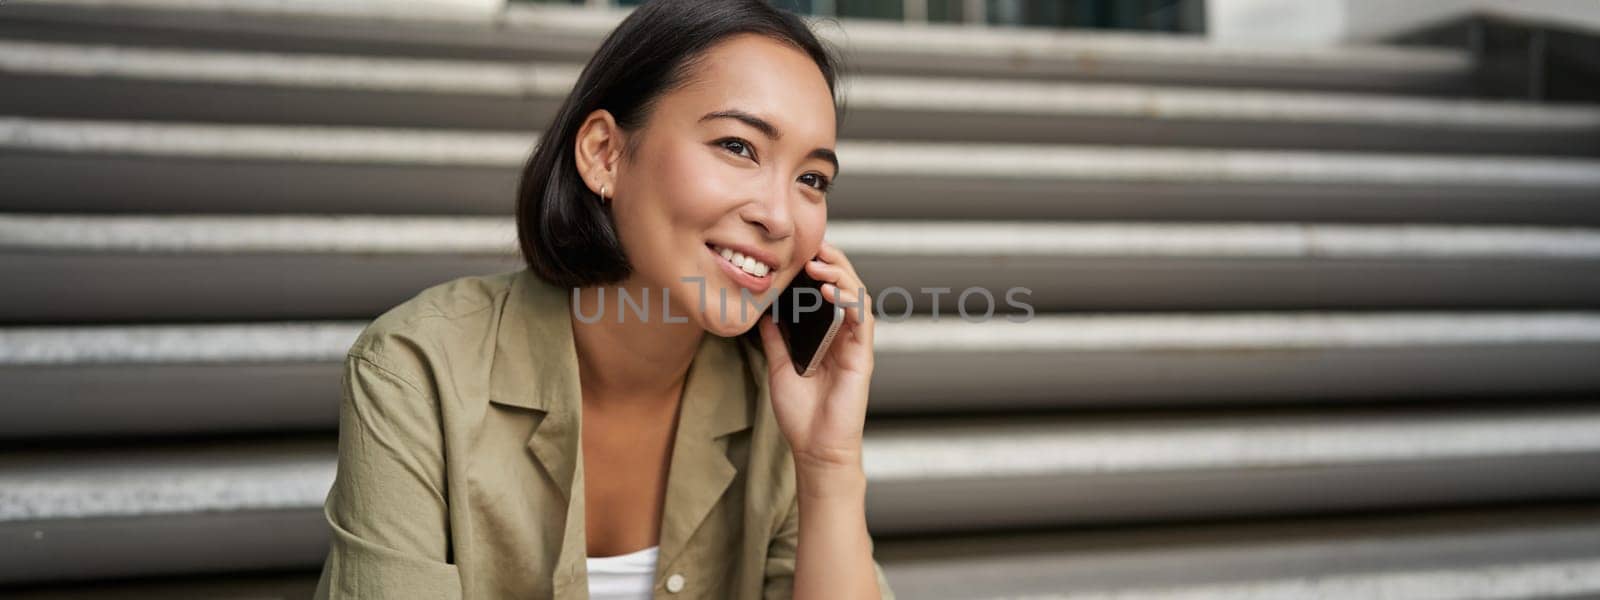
[{"xmin": 516, "ymin": 0, "xmax": 843, "ymax": 288}]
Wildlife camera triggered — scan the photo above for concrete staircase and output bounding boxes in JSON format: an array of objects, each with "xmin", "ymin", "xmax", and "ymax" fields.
[{"xmin": 3, "ymin": 1, "xmax": 1599, "ymax": 597}]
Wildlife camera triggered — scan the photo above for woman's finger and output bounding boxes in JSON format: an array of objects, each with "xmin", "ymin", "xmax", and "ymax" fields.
[
  {"xmin": 819, "ymin": 282, "xmax": 876, "ymax": 371},
  {"xmin": 809, "ymin": 259, "xmax": 867, "ymax": 314},
  {"xmin": 814, "ymin": 243, "xmax": 874, "ymax": 346},
  {"xmin": 816, "ymin": 243, "xmax": 869, "ymax": 304},
  {"xmin": 816, "ymin": 241, "xmax": 856, "ymax": 274},
  {"xmin": 820, "ymin": 282, "xmax": 870, "ymax": 328},
  {"xmin": 805, "ymin": 258, "xmax": 843, "ymax": 283}
]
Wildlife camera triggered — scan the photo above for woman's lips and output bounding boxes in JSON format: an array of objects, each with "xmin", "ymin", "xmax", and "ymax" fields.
[{"xmin": 707, "ymin": 244, "xmax": 773, "ymax": 295}]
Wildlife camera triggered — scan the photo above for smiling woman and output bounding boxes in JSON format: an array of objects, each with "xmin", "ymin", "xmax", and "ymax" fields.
[{"xmin": 313, "ymin": 1, "xmax": 893, "ymax": 599}]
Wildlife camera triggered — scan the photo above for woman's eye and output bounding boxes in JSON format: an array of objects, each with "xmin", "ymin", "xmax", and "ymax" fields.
[
  {"xmin": 718, "ymin": 139, "xmax": 754, "ymax": 160},
  {"xmin": 799, "ymin": 173, "xmax": 832, "ymax": 193}
]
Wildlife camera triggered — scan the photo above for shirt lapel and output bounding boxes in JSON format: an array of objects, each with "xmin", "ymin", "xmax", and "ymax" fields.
[
  {"xmin": 654, "ymin": 330, "xmax": 758, "ymax": 581},
  {"xmin": 488, "ymin": 268, "xmax": 582, "ymax": 500},
  {"xmin": 487, "ymin": 269, "xmax": 587, "ymax": 595}
]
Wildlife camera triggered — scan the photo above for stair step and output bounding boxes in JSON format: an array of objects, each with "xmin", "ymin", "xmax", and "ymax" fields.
[
  {"xmin": 0, "ymin": 0, "xmax": 1476, "ymax": 92},
  {"xmin": 4, "ymin": 407, "xmax": 1599, "ymax": 584},
  {"xmin": 4, "ymin": 215, "xmax": 1598, "ymax": 322},
  {"xmin": 0, "ymin": 437, "xmax": 334, "ymax": 586},
  {"xmin": 0, "ymin": 322, "xmax": 355, "ymax": 437},
  {"xmin": 4, "ymin": 314, "xmax": 1599, "ymax": 436},
  {"xmin": 862, "ymin": 405, "xmax": 1600, "ymax": 533},
  {"xmin": 3, "ymin": 39, "xmax": 1593, "ymax": 153},
  {"xmin": 876, "ymin": 504, "xmax": 1600, "ymax": 599},
  {"xmin": 4, "ymin": 118, "xmax": 1597, "ymax": 221},
  {"xmin": 3, "ymin": 571, "xmax": 318, "ymax": 599}
]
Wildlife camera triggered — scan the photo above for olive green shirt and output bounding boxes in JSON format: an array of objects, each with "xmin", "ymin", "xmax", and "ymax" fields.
[{"xmin": 314, "ymin": 267, "xmax": 895, "ymax": 599}]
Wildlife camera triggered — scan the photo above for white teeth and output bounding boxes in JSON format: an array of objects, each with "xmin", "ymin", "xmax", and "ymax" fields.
[
  {"xmin": 712, "ymin": 244, "xmax": 773, "ymax": 278},
  {"xmin": 740, "ymin": 256, "xmax": 770, "ymax": 277}
]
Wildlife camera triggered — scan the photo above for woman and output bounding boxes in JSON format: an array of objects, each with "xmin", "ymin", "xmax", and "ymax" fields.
[{"xmin": 314, "ymin": 0, "xmax": 893, "ymax": 598}]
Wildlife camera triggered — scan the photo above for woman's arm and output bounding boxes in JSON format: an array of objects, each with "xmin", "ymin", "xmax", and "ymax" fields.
[
  {"xmin": 764, "ymin": 468, "xmax": 896, "ymax": 600},
  {"xmin": 794, "ymin": 461, "xmax": 886, "ymax": 600},
  {"xmin": 758, "ymin": 241, "xmax": 892, "ymax": 599},
  {"xmin": 315, "ymin": 352, "xmax": 462, "ymax": 600}
]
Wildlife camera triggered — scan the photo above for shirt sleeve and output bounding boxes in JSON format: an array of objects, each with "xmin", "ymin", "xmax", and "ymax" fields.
[
  {"xmin": 763, "ymin": 493, "xmax": 897, "ymax": 600},
  {"xmin": 314, "ymin": 353, "xmax": 464, "ymax": 600}
]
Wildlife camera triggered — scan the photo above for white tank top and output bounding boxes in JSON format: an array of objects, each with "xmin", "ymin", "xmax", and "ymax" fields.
[{"xmin": 586, "ymin": 545, "xmax": 660, "ymax": 600}]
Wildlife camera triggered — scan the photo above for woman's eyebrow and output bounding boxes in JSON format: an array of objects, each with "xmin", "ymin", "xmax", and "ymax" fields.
[{"xmin": 700, "ymin": 109, "xmax": 840, "ymax": 175}]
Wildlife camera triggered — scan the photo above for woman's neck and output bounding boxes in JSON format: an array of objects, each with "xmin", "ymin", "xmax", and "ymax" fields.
[{"xmin": 569, "ymin": 279, "xmax": 705, "ymax": 411}]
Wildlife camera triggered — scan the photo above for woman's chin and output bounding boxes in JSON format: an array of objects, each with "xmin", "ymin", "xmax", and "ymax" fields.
[{"xmin": 689, "ymin": 308, "xmax": 751, "ymax": 337}]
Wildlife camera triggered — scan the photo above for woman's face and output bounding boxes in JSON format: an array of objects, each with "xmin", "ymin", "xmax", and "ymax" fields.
[{"xmin": 599, "ymin": 33, "xmax": 837, "ymax": 337}]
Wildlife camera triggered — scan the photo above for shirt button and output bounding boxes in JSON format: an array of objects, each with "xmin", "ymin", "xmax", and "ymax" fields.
[{"xmin": 666, "ymin": 573, "xmax": 685, "ymax": 593}]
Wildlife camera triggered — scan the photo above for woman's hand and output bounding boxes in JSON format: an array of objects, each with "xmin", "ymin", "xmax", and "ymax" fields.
[{"xmin": 757, "ymin": 240, "xmax": 876, "ymax": 484}]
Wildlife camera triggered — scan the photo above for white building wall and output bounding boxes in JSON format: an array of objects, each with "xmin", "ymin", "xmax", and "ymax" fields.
[{"xmin": 1210, "ymin": 0, "xmax": 1600, "ymax": 46}]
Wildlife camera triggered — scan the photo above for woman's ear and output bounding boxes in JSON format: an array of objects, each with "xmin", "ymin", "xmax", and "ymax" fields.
[{"xmin": 574, "ymin": 109, "xmax": 625, "ymax": 197}]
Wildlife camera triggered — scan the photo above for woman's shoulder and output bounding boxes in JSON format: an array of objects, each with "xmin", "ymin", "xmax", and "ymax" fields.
[{"xmin": 345, "ymin": 269, "xmax": 520, "ymax": 381}]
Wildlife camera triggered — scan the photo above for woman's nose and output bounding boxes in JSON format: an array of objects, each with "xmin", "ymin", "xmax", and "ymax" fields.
[{"xmin": 742, "ymin": 188, "xmax": 795, "ymax": 239}]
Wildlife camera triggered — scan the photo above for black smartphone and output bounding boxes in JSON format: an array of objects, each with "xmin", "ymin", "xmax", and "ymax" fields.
[{"xmin": 771, "ymin": 263, "xmax": 845, "ymax": 377}]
